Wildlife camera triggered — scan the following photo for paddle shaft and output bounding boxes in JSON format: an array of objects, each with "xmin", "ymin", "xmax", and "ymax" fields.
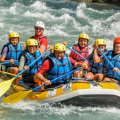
[
  {"xmin": 98, "ymin": 48, "xmax": 115, "ymax": 69},
  {"xmin": 33, "ymin": 67, "xmax": 82, "ymax": 91},
  {"xmin": 72, "ymin": 77, "xmax": 100, "ymax": 86},
  {"xmin": 98, "ymin": 47, "xmax": 120, "ymax": 77},
  {"xmin": 72, "ymin": 77, "xmax": 92, "ymax": 81},
  {"xmin": 66, "ymin": 45, "xmax": 88, "ymax": 62},
  {"xmin": 13, "ymin": 49, "xmax": 49, "ymax": 79},
  {"xmin": 0, "ymin": 70, "xmax": 21, "ymax": 77},
  {"xmin": 0, "ymin": 60, "xmax": 18, "ymax": 65}
]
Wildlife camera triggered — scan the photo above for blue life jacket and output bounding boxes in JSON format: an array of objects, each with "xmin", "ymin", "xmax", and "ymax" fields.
[
  {"xmin": 89, "ymin": 49, "xmax": 108, "ymax": 74},
  {"xmin": 105, "ymin": 50, "xmax": 120, "ymax": 80},
  {"xmin": 20, "ymin": 50, "xmax": 42, "ymax": 75},
  {"xmin": 1, "ymin": 43, "xmax": 22, "ymax": 67},
  {"xmin": 47, "ymin": 53, "xmax": 72, "ymax": 85}
]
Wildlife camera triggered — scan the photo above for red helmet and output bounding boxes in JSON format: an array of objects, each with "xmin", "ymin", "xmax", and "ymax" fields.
[{"xmin": 113, "ymin": 37, "xmax": 120, "ymax": 44}]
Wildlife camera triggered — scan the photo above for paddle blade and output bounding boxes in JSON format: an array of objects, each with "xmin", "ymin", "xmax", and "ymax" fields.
[
  {"xmin": 3, "ymin": 90, "xmax": 32, "ymax": 104},
  {"xmin": 0, "ymin": 79, "xmax": 14, "ymax": 97}
]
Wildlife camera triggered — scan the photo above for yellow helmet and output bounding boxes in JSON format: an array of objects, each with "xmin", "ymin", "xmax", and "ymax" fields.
[
  {"xmin": 26, "ymin": 38, "xmax": 38, "ymax": 46},
  {"xmin": 9, "ymin": 32, "xmax": 19, "ymax": 39},
  {"xmin": 79, "ymin": 33, "xmax": 90, "ymax": 41},
  {"xmin": 54, "ymin": 43, "xmax": 66, "ymax": 51},
  {"xmin": 94, "ymin": 39, "xmax": 106, "ymax": 46}
]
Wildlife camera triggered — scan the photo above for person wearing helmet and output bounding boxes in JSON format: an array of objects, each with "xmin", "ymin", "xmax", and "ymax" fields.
[
  {"xmin": 18, "ymin": 38, "xmax": 42, "ymax": 87},
  {"xmin": 30, "ymin": 21, "xmax": 48, "ymax": 54},
  {"xmin": 0, "ymin": 32, "xmax": 22, "ymax": 74},
  {"xmin": 69, "ymin": 33, "xmax": 90, "ymax": 78},
  {"xmin": 85, "ymin": 39, "xmax": 108, "ymax": 81},
  {"xmin": 95, "ymin": 37, "xmax": 120, "ymax": 82},
  {"xmin": 69, "ymin": 33, "xmax": 90, "ymax": 62},
  {"xmin": 34, "ymin": 43, "xmax": 82, "ymax": 89},
  {"xmin": 106, "ymin": 37, "xmax": 120, "ymax": 81}
]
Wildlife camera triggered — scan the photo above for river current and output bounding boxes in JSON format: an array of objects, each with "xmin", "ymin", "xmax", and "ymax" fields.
[{"xmin": 0, "ymin": 0, "xmax": 120, "ymax": 120}]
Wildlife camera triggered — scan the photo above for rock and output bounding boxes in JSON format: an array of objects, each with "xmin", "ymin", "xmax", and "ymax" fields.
[
  {"xmin": 71, "ymin": 0, "xmax": 120, "ymax": 4},
  {"xmin": 71, "ymin": 0, "xmax": 93, "ymax": 3}
]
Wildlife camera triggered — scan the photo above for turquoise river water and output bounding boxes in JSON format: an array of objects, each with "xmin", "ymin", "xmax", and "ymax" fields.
[{"xmin": 0, "ymin": 0, "xmax": 120, "ymax": 120}]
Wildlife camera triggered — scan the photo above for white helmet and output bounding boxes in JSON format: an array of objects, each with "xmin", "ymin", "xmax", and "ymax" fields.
[{"xmin": 35, "ymin": 21, "xmax": 45, "ymax": 29}]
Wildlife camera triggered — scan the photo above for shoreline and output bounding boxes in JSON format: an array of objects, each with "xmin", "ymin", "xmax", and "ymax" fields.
[
  {"xmin": 71, "ymin": 0, "xmax": 120, "ymax": 5},
  {"xmin": 88, "ymin": 2, "xmax": 119, "ymax": 7},
  {"xmin": 87, "ymin": 2, "xmax": 120, "ymax": 9}
]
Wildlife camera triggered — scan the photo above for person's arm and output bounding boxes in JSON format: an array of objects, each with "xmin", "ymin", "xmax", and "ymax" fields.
[
  {"xmin": 34, "ymin": 72, "xmax": 51, "ymax": 86},
  {"xmin": 0, "ymin": 47, "xmax": 16, "ymax": 63},
  {"xmin": 93, "ymin": 45, "xmax": 102, "ymax": 63},
  {"xmin": 93, "ymin": 49, "xmax": 101, "ymax": 63},
  {"xmin": 18, "ymin": 56, "xmax": 26, "ymax": 71},
  {"xmin": 69, "ymin": 57, "xmax": 83, "ymax": 68},
  {"xmin": 69, "ymin": 57, "xmax": 89, "ymax": 70},
  {"xmin": 34, "ymin": 59, "xmax": 52, "ymax": 85},
  {"xmin": 0, "ymin": 47, "xmax": 8, "ymax": 62}
]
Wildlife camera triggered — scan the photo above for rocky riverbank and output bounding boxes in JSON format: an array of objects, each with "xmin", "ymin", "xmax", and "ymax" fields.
[{"xmin": 71, "ymin": 0, "xmax": 120, "ymax": 4}]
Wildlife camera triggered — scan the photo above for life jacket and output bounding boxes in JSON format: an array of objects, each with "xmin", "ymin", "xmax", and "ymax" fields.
[
  {"xmin": 72, "ymin": 44, "xmax": 90, "ymax": 62},
  {"xmin": 46, "ymin": 53, "xmax": 72, "ymax": 85},
  {"xmin": 20, "ymin": 50, "xmax": 42, "ymax": 76},
  {"xmin": 1, "ymin": 43, "xmax": 22, "ymax": 67},
  {"xmin": 105, "ymin": 50, "xmax": 120, "ymax": 80},
  {"xmin": 31, "ymin": 35, "xmax": 47, "ymax": 48},
  {"xmin": 89, "ymin": 49, "xmax": 108, "ymax": 74}
]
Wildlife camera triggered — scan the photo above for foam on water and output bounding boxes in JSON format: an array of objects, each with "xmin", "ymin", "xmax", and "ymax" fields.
[
  {"xmin": 30, "ymin": 1, "xmax": 48, "ymax": 11},
  {"xmin": 76, "ymin": 3, "xmax": 88, "ymax": 19},
  {"xmin": 75, "ymin": 3, "xmax": 120, "ymax": 44},
  {"xmin": 0, "ymin": 1, "xmax": 120, "ymax": 119},
  {"xmin": 1, "ymin": 100, "xmax": 120, "ymax": 117},
  {"xmin": 0, "ymin": 1, "xmax": 119, "ymax": 47}
]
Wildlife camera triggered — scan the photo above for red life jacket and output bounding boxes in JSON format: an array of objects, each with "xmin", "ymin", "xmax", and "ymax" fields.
[
  {"xmin": 30, "ymin": 35, "xmax": 47, "ymax": 48},
  {"xmin": 70, "ymin": 44, "xmax": 90, "ymax": 62}
]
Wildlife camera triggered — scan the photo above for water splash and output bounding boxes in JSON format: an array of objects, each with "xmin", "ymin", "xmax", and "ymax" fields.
[{"xmin": 1, "ymin": 100, "xmax": 120, "ymax": 117}]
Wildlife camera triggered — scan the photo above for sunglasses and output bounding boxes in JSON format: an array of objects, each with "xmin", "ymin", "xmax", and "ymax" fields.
[
  {"xmin": 29, "ymin": 45, "xmax": 37, "ymax": 48},
  {"xmin": 35, "ymin": 27, "xmax": 43, "ymax": 30}
]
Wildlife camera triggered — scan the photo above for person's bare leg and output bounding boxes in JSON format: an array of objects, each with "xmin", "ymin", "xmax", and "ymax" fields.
[
  {"xmin": 94, "ymin": 74, "xmax": 104, "ymax": 81},
  {"xmin": 85, "ymin": 72, "xmax": 94, "ymax": 80},
  {"xmin": 10, "ymin": 67, "xmax": 18, "ymax": 74},
  {"xmin": 104, "ymin": 77, "xmax": 118, "ymax": 83}
]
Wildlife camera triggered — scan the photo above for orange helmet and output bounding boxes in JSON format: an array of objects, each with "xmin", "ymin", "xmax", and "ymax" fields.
[{"xmin": 113, "ymin": 37, "xmax": 120, "ymax": 44}]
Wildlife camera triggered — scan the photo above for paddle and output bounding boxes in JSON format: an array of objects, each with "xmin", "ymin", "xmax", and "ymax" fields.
[
  {"xmin": 98, "ymin": 47, "xmax": 120, "ymax": 75},
  {"xmin": 66, "ymin": 44, "xmax": 89, "ymax": 74},
  {"xmin": 0, "ymin": 49, "xmax": 49, "ymax": 97},
  {"xmin": 66, "ymin": 45, "xmax": 88, "ymax": 62},
  {"xmin": 72, "ymin": 77, "xmax": 100, "ymax": 86},
  {"xmin": 0, "ymin": 60, "xmax": 18, "ymax": 65},
  {"xmin": 3, "ymin": 67, "xmax": 82, "ymax": 104},
  {"xmin": 0, "ymin": 70, "xmax": 21, "ymax": 77},
  {"xmin": 72, "ymin": 77, "xmax": 92, "ymax": 81}
]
